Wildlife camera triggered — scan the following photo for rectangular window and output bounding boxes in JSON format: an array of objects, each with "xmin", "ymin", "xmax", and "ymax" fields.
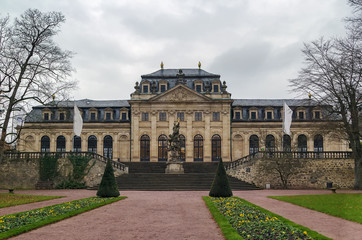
[
  {"xmin": 266, "ymin": 111, "xmax": 272, "ymax": 120},
  {"xmin": 59, "ymin": 112, "xmax": 65, "ymax": 121},
  {"xmin": 195, "ymin": 112, "xmax": 202, "ymax": 121},
  {"xmin": 143, "ymin": 85, "xmax": 149, "ymax": 93},
  {"xmin": 159, "ymin": 112, "xmax": 167, "ymax": 121},
  {"xmin": 142, "ymin": 112, "xmax": 149, "ymax": 121},
  {"xmin": 195, "ymin": 85, "xmax": 202, "ymax": 93},
  {"xmin": 213, "ymin": 85, "xmax": 219, "ymax": 93},
  {"xmin": 251, "ymin": 112, "xmax": 256, "ymax": 120},
  {"xmin": 299, "ymin": 111, "xmax": 304, "ymax": 120},
  {"xmin": 90, "ymin": 112, "xmax": 96, "ymax": 121},
  {"xmin": 235, "ymin": 112, "xmax": 241, "ymax": 120},
  {"xmin": 106, "ymin": 112, "xmax": 111, "ymax": 120},
  {"xmin": 212, "ymin": 112, "xmax": 220, "ymax": 121},
  {"xmin": 177, "ymin": 112, "xmax": 184, "ymax": 121},
  {"xmin": 44, "ymin": 113, "xmax": 49, "ymax": 120},
  {"xmin": 121, "ymin": 112, "xmax": 127, "ymax": 120},
  {"xmin": 160, "ymin": 85, "xmax": 166, "ymax": 93},
  {"xmin": 314, "ymin": 111, "xmax": 320, "ymax": 119}
]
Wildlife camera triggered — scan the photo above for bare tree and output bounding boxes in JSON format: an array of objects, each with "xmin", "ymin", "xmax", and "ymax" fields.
[
  {"xmin": 290, "ymin": 2, "xmax": 362, "ymax": 189},
  {"xmin": 0, "ymin": 9, "xmax": 76, "ymax": 153}
]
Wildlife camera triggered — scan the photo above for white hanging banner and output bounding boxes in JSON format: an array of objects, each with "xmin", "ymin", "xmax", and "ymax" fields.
[
  {"xmin": 73, "ymin": 104, "xmax": 83, "ymax": 137},
  {"xmin": 283, "ymin": 101, "xmax": 293, "ymax": 135}
]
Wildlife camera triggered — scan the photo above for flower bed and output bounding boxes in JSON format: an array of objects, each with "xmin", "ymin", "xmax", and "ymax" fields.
[
  {"xmin": 207, "ymin": 197, "xmax": 329, "ymax": 240},
  {"xmin": 0, "ymin": 196, "xmax": 125, "ymax": 239}
]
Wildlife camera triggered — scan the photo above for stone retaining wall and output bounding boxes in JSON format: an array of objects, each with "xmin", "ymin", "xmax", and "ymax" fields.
[
  {"xmin": 227, "ymin": 158, "xmax": 355, "ymax": 189},
  {"xmin": 0, "ymin": 157, "xmax": 126, "ymax": 189}
]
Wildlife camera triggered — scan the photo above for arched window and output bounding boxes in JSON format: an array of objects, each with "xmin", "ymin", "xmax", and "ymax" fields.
[
  {"xmin": 282, "ymin": 134, "xmax": 291, "ymax": 152},
  {"xmin": 180, "ymin": 135, "xmax": 186, "ymax": 161},
  {"xmin": 298, "ymin": 134, "xmax": 307, "ymax": 158},
  {"xmin": 88, "ymin": 135, "xmax": 97, "ymax": 153},
  {"xmin": 56, "ymin": 136, "xmax": 66, "ymax": 152},
  {"xmin": 314, "ymin": 134, "xmax": 323, "ymax": 158},
  {"xmin": 103, "ymin": 135, "xmax": 113, "ymax": 159},
  {"xmin": 140, "ymin": 135, "xmax": 150, "ymax": 161},
  {"xmin": 158, "ymin": 135, "xmax": 168, "ymax": 161},
  {"xmin": 212, "ymin": 135, "xmax": 221, "ymax": 161},
  {"xmin": 73, "ymin": 136, "xmax": 81, "ymax": 152},
  {"xmin": 265, "ymin": 135, "xmax": 275, "ymax": 153},
  {"xmin": 194, "ymin": 135, "xmax": 203, "ymax": 162},
  {"xmin": 249, "ymin": 135, "xmax": 259, "ymax": 155},
  {"xmin": 41, "ymin": 136, "xmax": 50, "ymax": 152}
]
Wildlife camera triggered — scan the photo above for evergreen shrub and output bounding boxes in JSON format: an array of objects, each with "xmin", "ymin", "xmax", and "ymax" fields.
[
  {"xmin": 209, "ymin": 158, "xmax": 233, "ymax": 197},
  {"xmin": 97, "ymin": 159, "xmax": 120, "ymax": 197}
]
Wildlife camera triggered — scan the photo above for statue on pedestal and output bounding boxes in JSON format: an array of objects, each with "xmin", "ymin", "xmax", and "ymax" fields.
[
  {"xmin": 165, "ymin": 119, "xmax": 184, "ymax": 173},
  {"xmin": 168, "ymin": 119, "xmax": 181, "ymax": 162}
]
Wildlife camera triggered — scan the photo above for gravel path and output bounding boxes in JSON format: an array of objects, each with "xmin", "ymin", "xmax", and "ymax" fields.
[
  {"xmin": 3, "ymin": 190, "xmax": 224, "ymax": 240},
  {"xmin": 1, "ymin": 189, "xmax": 362, "ymax": 240}
]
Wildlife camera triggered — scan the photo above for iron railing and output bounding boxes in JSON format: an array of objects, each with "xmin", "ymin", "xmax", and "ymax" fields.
[
  {"xmin": 225, "ymin": 151, "xmax": 353, "ymax": 171},
  {"xmin": 1, "ymin": 151, "xmax": 128, "ymax": 172}
]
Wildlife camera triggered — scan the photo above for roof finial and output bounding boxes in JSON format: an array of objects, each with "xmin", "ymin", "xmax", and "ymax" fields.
[
  {"xmin": 160, "ymin": 61, "xmax": 164, "ymax": 69},
  {"xmin": 308, "ymin": 92, "xmax": 312, "ymax": 99},
  {"xmin": 52, "ymin": 94, "xmax": 55, "ymax": 101},
  {"xmin": 198, "ymin": 61, "xmax": 201, "ymax": 69}
]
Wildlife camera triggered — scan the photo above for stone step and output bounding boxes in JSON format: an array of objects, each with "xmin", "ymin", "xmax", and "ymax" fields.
[{"xmin": 115, "ymin": 173, "xmax": 259, "ymax": 191}]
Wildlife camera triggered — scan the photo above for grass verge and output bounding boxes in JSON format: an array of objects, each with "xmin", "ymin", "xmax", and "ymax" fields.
[
  {"xmin": 269, "ymin": 193, "xmax": 362, "ymax": 224},
  {"xmin": 204, "ymin": 196, "xmax": 331, "ymax": 240},
  {"xmin": 203, "ymin": 196, "xmax": 242, "ymax": 240},
  {"xmin": 0, "ymin": 196, "xmax": 126, "ymax": 239},
  {"xmin": 0, "ymin": 193, "xmax": 63, "ymax": 208}
]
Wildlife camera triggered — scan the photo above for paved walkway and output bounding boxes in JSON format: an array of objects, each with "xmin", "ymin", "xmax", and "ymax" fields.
[{"xmin": 0, "ymin": 189, "xmax": 361, "ymax": 240}]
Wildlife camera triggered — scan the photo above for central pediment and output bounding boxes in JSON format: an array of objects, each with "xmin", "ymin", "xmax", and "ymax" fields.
[{"xmin": 148, "ymin": 84, "xmax": 212, "ymax": 103}]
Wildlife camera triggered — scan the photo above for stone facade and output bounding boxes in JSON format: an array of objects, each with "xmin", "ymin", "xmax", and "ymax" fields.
[
  {"xmin": 227, "ymin": 158, "xmax": 355, "ymax": 189},
  {"xmin": 17, "ymin": 68, "xmax": 349, "ymax": 164},
  {"xmin": 0, "ymin": 157, "xmax": 126, "ymax": 189}
]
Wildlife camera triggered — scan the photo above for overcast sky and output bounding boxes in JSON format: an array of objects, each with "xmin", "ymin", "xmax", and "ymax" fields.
[{"xmin": 1, "ymin": 0, "xmax": 353, "ymax": 100}]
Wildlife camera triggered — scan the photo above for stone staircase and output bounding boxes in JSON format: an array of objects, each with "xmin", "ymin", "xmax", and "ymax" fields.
[{"xmin": 116, "ymin": 162, "xmax": 259, "ymax": 191}]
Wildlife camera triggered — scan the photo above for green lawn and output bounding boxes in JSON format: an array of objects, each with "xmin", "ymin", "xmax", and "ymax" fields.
[
  {"xmin": 0, "ymin": 196, "xmax": 126, "ymax": 239},
  {"xmin": 269, "ymin": 193, "xmax": 362, "ymax": 224},
  {"xmin": 0, "ymin": 193, "xmax": 63, "ymax": 208},
  {"xmin": 204, "ymin": 196, "xmax": 330, "ymax": 240}
]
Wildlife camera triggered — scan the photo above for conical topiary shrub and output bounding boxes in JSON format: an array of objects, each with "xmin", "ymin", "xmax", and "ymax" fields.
[
  {"xmin": 209, "ymin": 158, "xmax": 233, "ymax": 197},
  {"xmin": 97, "ymin": 159, "xmax": 120, "ymax": 197}
]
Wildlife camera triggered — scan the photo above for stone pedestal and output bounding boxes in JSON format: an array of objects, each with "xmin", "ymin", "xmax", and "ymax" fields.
[{"xmin": 165, "ymin": 161, "xmax": 184, "ymax": 174}]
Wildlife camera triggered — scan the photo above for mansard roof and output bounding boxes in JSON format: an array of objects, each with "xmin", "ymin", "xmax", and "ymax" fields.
[
  {"xmin": 141, "ymin": 68, "xmax": 220, "ymax": 79},
  {"xmin": 34, "ymin": 99, "xmax": 130, "ymax": 109},
  {"xmin": 232, "ymin": 99, "xmax": 320, "ymax": 107},
  {"xmin": 139, "ymin": 68, "xmax": 221, "ymax": 91}
]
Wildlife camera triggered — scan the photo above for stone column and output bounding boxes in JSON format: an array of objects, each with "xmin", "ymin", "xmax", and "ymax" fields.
[
  {"xmin": 151, "ymin": 111, "xmax": 157, "ymax": 162},
  {"xmin": 132, "ymin": 110, "xmax": 140, "ymax": 162},
  {"xmin": 113, "ymin": 134, "xmax": 119, "ymax": 160},
  {"xmin": 222, "ymin": 109, "xmax": 230, "ymax": 161},
  {"xmin": 97, "ymin": 133, "xmax": 102, "ymax": 156},
  {"xmin": 65, "ymin": 133, "xmax": 72, "ymax": 152},
  {"xmin": 81, "ymin": 135, "xmax": 87, "ymax": 152},
  {"xmin": 186, "ymin": 111, "xmax": 193, "ymax": 162},
  {"xmin": 204, "ymin": 111, "xmax": 211, "ymax": 162}
]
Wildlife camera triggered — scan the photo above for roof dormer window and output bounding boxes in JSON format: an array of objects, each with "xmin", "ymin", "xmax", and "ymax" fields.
[
  {"xmin": 297, "ymin": 108, "xmax": 306, "ymax": 120},
  {"xmin": 195, "ymin": 84, "xmax": 202, "ymax": 93},
  {"xmin": 143, "ymin": 85, "xmax": 149, "ymax": 93},
  {"xmin": 160, "ymin": 84, "xmax": 167, "ymax": 93}
]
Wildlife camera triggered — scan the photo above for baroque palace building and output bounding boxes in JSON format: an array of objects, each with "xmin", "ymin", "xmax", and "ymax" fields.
[{"xmin": 17, "ymin": 67, "xmax": 348, "ymax": 162}]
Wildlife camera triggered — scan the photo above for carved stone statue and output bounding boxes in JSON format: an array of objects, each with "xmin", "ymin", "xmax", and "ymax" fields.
[
  {"xmin": 165, "ymin": 119, "xmax": 184, "ymax": 173},
  {"xmin": 168, "ymin": 120, "xmax": 181, "ymax": 162}
]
